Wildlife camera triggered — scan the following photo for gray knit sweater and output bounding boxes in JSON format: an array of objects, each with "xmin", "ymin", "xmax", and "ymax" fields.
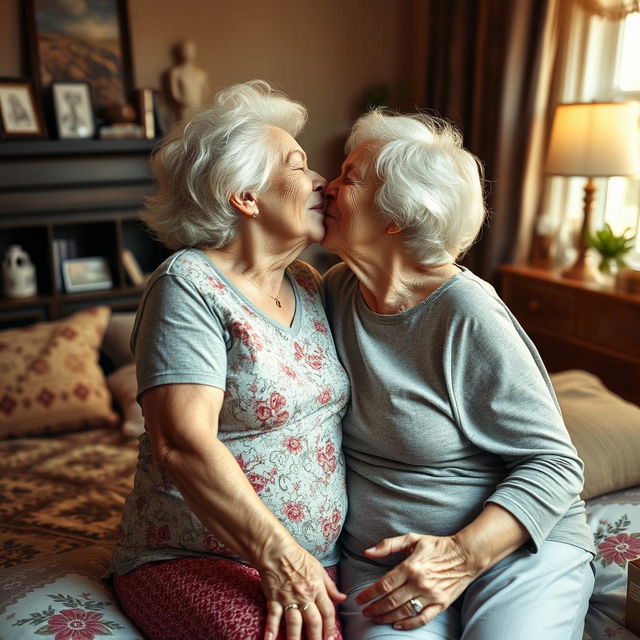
[{"xmin": 324, "ymin": 263, "xmax": 595, "ymax": 592}]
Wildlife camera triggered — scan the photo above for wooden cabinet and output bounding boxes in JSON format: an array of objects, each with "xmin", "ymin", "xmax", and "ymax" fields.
[
  {"xmin": 0, "ymin": 139, "xmax": 169, "ymax": 327},
  {"xmin": 500, "ymin": 264, "xmax": 640, "ymax": 406}
]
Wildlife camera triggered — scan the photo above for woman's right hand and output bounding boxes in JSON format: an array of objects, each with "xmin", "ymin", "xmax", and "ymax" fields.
[{"xmin": 259, "ymin": 541, "xmax": 346, "ymax": 640}]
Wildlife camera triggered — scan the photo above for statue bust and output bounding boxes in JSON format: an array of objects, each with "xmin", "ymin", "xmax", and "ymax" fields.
[{"xmin": 168, "ymin": 40, "xmax": 210, "ymax": 121}]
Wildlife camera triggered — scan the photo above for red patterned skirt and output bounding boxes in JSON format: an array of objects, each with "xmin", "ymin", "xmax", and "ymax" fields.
[{"xmin": 113, "ymin": 557, "xmax": 342, "ymax": 640}]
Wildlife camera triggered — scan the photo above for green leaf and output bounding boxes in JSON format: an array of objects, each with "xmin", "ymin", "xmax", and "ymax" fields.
[
  {"xmin": 587, "ymin": 224, "xmax": 635, "ymax": 259},
  {"xmin": 103, "ymin": 620, "xmax": 126, "ymax": 630},
  {"xmin": 35, "ymin": 626, "xmax": 53, "ymax": 635},
  {"xmin": 12, "ymin": 607, "xmax": 56, "ymax": 627}
]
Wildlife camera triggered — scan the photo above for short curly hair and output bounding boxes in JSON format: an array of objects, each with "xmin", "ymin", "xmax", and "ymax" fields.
[
  {"xmin": 141, "ymin": 80, "xmax": 308, "ymax": 250},
  {"xmin": 346, "ymin": 109, "xmax": 486, "ymax": 265}
]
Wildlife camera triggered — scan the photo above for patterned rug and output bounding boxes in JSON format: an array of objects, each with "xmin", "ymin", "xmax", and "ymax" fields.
[{"xmin": 0, "ymin": 428, "xmax": 138, "ymax": 568}]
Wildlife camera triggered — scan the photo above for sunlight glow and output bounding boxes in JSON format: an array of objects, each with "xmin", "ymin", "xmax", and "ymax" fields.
[{"xmin": 618, "ymin": 13, "xmax": 640, "ymax": 92}]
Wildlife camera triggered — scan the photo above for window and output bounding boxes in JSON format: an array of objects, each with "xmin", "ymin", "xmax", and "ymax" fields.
[
  {"xmin": 543, "ymin": 10, "xmax": 640, "ymax": 264},
  {"xmin": 617, "ymin": 13, "xmax": 640, "ymax": 94}
]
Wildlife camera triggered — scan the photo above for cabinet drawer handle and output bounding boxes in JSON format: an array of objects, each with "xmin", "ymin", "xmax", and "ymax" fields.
[{"xmin": 528, "ymin": 299, "xmax": 540, "ymax": 311}]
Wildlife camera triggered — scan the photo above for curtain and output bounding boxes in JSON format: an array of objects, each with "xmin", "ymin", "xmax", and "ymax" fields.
[
  {"xmin": 575, "ymin": 0, "xmax": 640, "ymax": 19},
  {"xmin": 421, "ymin": 0, "xmax": 565, "ymax": 281}
]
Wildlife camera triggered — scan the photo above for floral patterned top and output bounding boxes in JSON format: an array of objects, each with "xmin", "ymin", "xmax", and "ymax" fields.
[{"xmin": 111, "ymin": 249, "xmax": 349, "ymax": 575}]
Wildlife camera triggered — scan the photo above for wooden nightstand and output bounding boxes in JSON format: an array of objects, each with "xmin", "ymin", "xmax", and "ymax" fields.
[{"xmin": 499, "ymin": 264, "xmax": 640, "ymax": 406}]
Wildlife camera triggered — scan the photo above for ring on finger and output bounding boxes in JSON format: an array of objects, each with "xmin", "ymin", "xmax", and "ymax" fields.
[
  {"xmin": 283, "ymin": 603, "xmax": 299, "ymax": 612},
  {"xmin": 409, "ymin": 598, "xmax": 424, "ymax": 616},
  {"xmin": 300, "ymin": 603, "xmax": 311, "ymax": 613}
]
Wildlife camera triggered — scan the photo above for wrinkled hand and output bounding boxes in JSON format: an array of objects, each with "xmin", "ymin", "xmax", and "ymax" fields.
[
  {"xmin": 260, "ymin": 542, "xmax": 346, "ymax": 640},
  {"xmin": 355, "ymin": 533, "xmax": 480, "ymax": 631}
]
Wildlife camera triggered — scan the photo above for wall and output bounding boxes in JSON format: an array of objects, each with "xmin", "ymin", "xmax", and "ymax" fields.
[{"xmin": 0, "ymin": 0, "xmax": 421, "ymax": 178}]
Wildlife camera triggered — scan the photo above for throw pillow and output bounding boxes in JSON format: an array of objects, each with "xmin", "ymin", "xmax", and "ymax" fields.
[
  {"xmin": 0, "ymin": 545, "xmax": 143, "ymax": 639},
  {"xmin": 0, "ymin": 307, "xmax": 118, "ymax": 439},
  {"xmin": 102, "ymin": 312, "xmax": 136, "ymax": 368},
  {"xmin": 107, "ymin": 363, "xmax": 144, "ymax": 437},
  {"xmin": 551, "ymin": 369, "xmax": 640, "ymax": 500}
]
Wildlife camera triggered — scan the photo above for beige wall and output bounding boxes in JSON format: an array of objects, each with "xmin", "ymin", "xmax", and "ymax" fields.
[{"xmin": 0, "ymin": 0, "xmax": 422, "ymax": 178}]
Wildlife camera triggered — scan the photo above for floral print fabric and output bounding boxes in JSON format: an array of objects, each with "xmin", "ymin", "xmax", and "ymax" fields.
[
  {"xmin": 0, "ymin": 546, "xmax": 143, "ymax": 640},
  {"xmin": 112, "ymin": 251, "xmax": 350, "ymax": 574},
  {"xmin": 584, "ymin": 486, "xmax": 640, "ymax": 639}
]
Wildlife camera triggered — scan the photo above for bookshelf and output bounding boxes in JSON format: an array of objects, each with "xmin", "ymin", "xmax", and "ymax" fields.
[{"xmin": 0, "ymin": 138, "xmax": 169, "ymax": 328}]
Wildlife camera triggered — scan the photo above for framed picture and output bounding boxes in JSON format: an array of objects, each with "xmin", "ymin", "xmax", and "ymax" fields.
[
  {"xmin": 52, "ymin": 82, "xmax": 95, "ymax": 138},
  {"xmin": 0, "ymin": 79, "xmax": 46, "ymax": 138},
  {"xmin": 62, "ymin": 257, "xmax": 113, "ymax": 293},
  {"xmin": 121, "ymin": 249, "xmax": 147, "ymax": 286},
  {"xmin": 26, "ymin": 0, "xmax": 133, "ymax": 114}
]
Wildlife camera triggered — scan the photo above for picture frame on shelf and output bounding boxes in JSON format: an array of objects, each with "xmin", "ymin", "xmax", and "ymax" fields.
[
  {"xmin": 135, "ymin": 89, "xmax": 156, "ymax": 139},
  {"xmin": 121, "ymin": 249, "xmax": 147, "ymax": 286},
  {"xmin": 25, "ymin": 0, "xmax": 133, "ymax": 115},
  {"xmin": 0, "ymin": 78, "xmax": 46, "ymax": 138},
  {"xmin": 62, "ymin": 257, "xmax": 113, "ymax": 293},
  {"xmin": 52, "ymin": 82, "xmax": 95, "ymax": 139}
]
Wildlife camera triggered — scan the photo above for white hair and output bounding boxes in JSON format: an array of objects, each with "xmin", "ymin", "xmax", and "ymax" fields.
[
  {"xmin": 141, "ymin": 80, "xmax": 308, "ymax": 250},
  {"xmin": 346, "ymin": 109, "xmax": 486, "ymax": 265}
]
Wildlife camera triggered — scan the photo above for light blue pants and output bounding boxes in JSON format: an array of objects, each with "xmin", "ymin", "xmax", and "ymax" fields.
[{"xmin": 341, "ymin": 541, "xmax": 595, "ymax": 640}]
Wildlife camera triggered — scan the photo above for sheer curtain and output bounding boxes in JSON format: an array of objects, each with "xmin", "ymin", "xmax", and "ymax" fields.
[
  {"xmin": 420, "ymin": 0, "xmax": 566, "ymax": 281},
  {"xmin": 420, "ymin": 0, "xmax": 639, "ymax": 279},
  {"xmin": 535, "ymin": 5, "xmax": 640, "ymax": 269}
]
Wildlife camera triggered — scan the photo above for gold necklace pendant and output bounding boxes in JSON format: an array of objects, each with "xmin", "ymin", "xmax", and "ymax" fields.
[{"xmin": 243, "ymin": 274, "xmax": 283, "ymax": 308}]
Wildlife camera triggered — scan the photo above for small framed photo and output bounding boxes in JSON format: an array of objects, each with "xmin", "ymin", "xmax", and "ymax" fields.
[
  {"xmin": 52, "ymin": 82, "xmax": 95, "ymax": 139},
  {"xmin": 0, "ymin": 78, "xmax": 46, "ymax": 138},
  {"xmin": 121, "ymin": 249, "xmax": 147, "ymax": 286},
  {"xmin": 62, "ymin": 257, "xmax": 113, "ymax": 293}
]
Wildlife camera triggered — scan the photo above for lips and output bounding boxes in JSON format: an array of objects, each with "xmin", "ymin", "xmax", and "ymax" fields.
[{"xmin": 309, "ymin": 203, "xmax": 326, "ymax": 213}]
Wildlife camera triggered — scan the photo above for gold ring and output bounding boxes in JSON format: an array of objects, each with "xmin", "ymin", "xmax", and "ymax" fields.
[{"xmin": 283, "ymin": 603, "xmax": 299, "ymax": 612}]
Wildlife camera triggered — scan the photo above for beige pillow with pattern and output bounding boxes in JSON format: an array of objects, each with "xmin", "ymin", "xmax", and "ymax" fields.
[
  {"xmin": 551, "ymin": 369, "xmax": 640, "ymax": 500},
  {"xmin": 0, "ymin": 307, "xmax": 118, "ymax": 439}
]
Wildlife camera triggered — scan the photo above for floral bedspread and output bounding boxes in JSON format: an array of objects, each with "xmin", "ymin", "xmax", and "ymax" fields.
[
  {"xmin": 584, "ymin": 486, "xmax": 640, "ymax": 640},
  {"xmin": 1, "ymin": 428, "xmax": 639, "ymax": 638},
  {"xmin": 0, "ymin": 429, "xmax": 138, "ymax": 569}
]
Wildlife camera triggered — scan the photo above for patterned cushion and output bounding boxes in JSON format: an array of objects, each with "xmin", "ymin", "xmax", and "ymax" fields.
[
  {"xmin": 551, "ymin": 370, "xmax": 640, "ymax": 500},
  {"xmin": 0, "ymin": 546, "xmax": 143, "ymax": 639},
  {"xmin": 107, "ymin": 363, "xmax": 144, "ymax": 437},
  {"xmin": 0, "ymin": 307, "xmax": 118, "ymax": 439},
  {"xmin": 584, "ymin": 487, "xmax": 640, "ymax": 640}
]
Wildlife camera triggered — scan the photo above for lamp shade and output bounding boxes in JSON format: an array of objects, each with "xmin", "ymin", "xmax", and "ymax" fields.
[{"xmin": 546, "ymin": 102, "xmax": 640, "ymax": 177}]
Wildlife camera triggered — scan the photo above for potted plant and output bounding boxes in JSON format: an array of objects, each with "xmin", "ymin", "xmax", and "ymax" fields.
[{"xmin": 586, "ymin": 223, "xmax": 636, "ymax": 276}]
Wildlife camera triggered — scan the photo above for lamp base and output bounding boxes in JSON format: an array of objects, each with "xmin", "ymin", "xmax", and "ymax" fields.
[
  {"xmin": 561, "ymin": 177, "xmax": 599, "ymax": 283},
  {"xmin": 561, "ymin": 260, "xmax": 599, "ymax": 282}
]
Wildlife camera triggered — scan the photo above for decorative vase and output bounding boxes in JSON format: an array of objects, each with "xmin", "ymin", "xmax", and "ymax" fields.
[
  {"xmin": 2, "ymin": 245, "xmax": 37, "ymax": 298},
  {"xmin": 598, "ymin": 257, "xmax": 618, "ymax": 276}
]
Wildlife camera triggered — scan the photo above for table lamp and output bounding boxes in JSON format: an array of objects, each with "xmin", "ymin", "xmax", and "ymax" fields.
[{"xmin": 545, "ymin": 101, "xmax": 640, "ymax": 281}]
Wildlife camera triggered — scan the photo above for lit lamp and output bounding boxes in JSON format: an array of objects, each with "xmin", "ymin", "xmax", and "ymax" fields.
[{"xmin": 545, "ymin": 101, "xmax": 640, "ymax": 281}]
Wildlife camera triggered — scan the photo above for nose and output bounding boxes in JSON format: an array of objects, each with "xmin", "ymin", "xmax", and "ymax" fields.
[
  {"xmin": 325, "ymin": 176, "xmax": 338, "ymax": 199},
  {"xmin": 312, "ymin": 172, "xmax": 327, "ymax": 192}
]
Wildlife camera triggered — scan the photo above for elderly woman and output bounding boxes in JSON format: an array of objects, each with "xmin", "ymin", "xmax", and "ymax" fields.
[
  {"xmin": 111, "ymin": 81, "xmax": 349, "ymax": 640},
  {"xmin": 321, "ymin": 110, "xmax": 595, "ymax": 639}
]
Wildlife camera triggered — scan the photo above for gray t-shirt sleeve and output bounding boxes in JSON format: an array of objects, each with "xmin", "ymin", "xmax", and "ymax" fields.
[
  {"xmin": 132, "ymin": 273, "xmax": 228, "ymax": 399},
  {"xmin": 445, "ymin": 289, "xmax": 585, "ymax": 552}
]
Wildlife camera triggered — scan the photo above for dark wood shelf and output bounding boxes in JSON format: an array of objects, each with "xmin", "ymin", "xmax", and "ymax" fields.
[
  {"xmin": 0, "ymin": 286, "xmax": 146, "ymax": 308},
  {"xmin": 0, "ymin": 138, "xmax": 158, "ymax": 158},
  {"xmin": 0, "ymin": 139, "xmax": 165, "ymax": 327},
  {"xmin": 500, "ymin": 264, "xmax": 640, "ymax": 406}
]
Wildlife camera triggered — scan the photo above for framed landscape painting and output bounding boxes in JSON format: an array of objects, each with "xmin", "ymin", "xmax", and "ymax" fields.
[{"xmin": 26, "ymin": 0, "xmax": 133, "ymax": 113}]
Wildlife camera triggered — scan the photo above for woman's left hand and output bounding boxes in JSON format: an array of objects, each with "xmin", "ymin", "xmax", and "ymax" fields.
[{"xmin": 355, "ymin": 533, "xmax": 481, "ymax": 631}]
